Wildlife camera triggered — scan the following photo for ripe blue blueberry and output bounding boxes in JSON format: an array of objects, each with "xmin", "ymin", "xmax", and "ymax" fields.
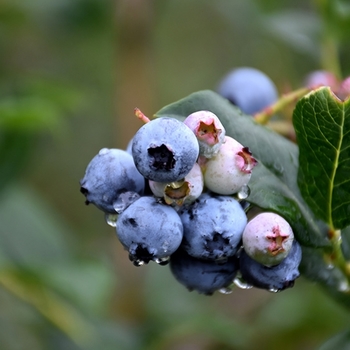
[
  {"xmin": 178, "ymin": 192, "xmax": 247, "ymax": 261},
  {"xmin": 116, "ymin": 196, "xmax": 183, "ymax": 266},
  {"xmin": 170, "ymin": 248, "xmax": 238, "ymax": 295},
  {"xmin": 239, "ymin": 240, "xmax": 302, "ymax": 292},
  {"xmin": 242, "ymin": 212, "xmax": 294, "ymax": 267},
  {"xmin": 80, "ymin": 148, "xmax": 145, "ymax": 214},
  {"xmin": 132, "ymin": 118, "xmax": 200, "ymax": 183},
  {"xmin": 217, "ymin": 67, "xmax": 278, "ymax": 115}
]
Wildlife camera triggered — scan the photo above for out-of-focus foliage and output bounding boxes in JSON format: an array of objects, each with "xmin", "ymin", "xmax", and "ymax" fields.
[{"xmin": 1, "ymin": 0, "xmax": 350, "ymax": 349}]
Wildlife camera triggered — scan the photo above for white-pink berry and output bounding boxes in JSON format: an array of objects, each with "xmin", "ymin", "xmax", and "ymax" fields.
[
  {"xmin": 184, "ymin": 110, "xmax": 226, "ymax": 158},
  {"xmin": 149, "ymin": 162, "xmax": 204, "ymax": 207},
  {"xmin": 203, "ymin": 136, "xmax": 257, "ymax": 195},
  {"xmin": 242, "ymin": 212, "xmax": 294, "ymax": 267}
]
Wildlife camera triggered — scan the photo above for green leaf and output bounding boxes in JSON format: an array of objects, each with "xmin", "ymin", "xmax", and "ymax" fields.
[
  {"xmin": 318, "ymin": 329, "xmax": 350, "ymax": 350},
  {"xmin": 155, "ymin": 90, "xmax": 329, "ymax": 247},
  {"xmin": 262, "ymin": 10, "xmax": 320, "ymax": 56},
  {"xmin": 0, "ymin": 184, "xmax": 73, "ymax": 267},
  {"xmin": 293, "ymin": 87, "xmax": 350, "ymax": 230},
  {"xmin": 0, "ymin": 97, "xmax": 63, "ymax": 134},
  {"xmin": 0, "ymin": 130, "xmax": 32, "ymax": 194}
]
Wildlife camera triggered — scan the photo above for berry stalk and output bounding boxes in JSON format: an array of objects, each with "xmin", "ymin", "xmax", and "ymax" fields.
[
  {"xmin": 254, "ymin": 86, "xmax": 312, "ymax": 125},
  {"xmin": 326, "ymin": 228, "xmax": 350, "ymax": 292}
]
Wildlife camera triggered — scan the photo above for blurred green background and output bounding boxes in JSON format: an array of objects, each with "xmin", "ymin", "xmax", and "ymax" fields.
[{"xmin": 1, "ymin": 0, "xmax": 350, "ymax": 349}]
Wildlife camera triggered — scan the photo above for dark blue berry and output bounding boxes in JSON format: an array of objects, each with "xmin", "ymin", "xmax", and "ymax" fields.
[
  {"xmin": 132, "ymin": 118, "xmax": 200, "ymax": 182},
  {"xmin": 80, "ymin": 148, "xmax": 145, "ymax": 214},
  {"xmin": 170, "ymin": 248, "xmax": 238, "ymax": 295},
  {"xmin": 217, "ymin": 67, "xmax": 278, "ymax": 115},
  {"xmin": 239, "ymin": 240, "xmax": 302, "ymax": 291},
  {"xmin": 178, "ymin": 192, "xmax": 247, "ymax": 261},
  {"xmin": 116, "ymin": 196, "xmax": 183, "ymax": 265}
]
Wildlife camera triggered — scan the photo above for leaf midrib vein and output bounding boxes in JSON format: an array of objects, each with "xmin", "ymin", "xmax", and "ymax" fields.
[{"xmin": 328, "ymin": 103, "xmax": 344, "ymax": 230}]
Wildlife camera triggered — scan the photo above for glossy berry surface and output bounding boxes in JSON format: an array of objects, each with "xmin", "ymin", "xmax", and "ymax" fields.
[
  {"xmin": 178, "ymin": 192, "xmax": 247, "ymax": 261},
  {"xmin": 217, "ymin": 67, "xmax": 278, "ymax": 115},
  {"xmin": 116, "ymin": 196, "xmax": 183, "ymax": 265},
  {"xmin": 242, "ymin": 212, "xmax": 294, "ymax": 267},
  {"xmin": 132, "ymin": 117, "xmax": 199, "ymax": 183},
  {"xmin": 170, "ymin": 249, "xmax": 238, "ymax": 295},
  {"xmin": 80, "ymin": 148, "xmax": 145, "ymax": 214},
  {"xmin": 204, "ymin": 136, "xmax": 257, "ymax": 195},
  {"xmin": 239, "ymin": 240, "xmax": 302, "ymax": 291}
]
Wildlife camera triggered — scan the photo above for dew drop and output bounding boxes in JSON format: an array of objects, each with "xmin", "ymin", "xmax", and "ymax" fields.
[
  {"xmin": 105, "ymin": 213, "xmax": 118, "ymax": 227},
  {"xmin": 233, "ymin": 276, "xmax": 253, "ymax": 290},
  {"xmin": 154, "ymin": 256, "xmax": 170, "ymax": 265},
  {"xmin": 133, "ymin": 259, "xmax": 145, "ymax": 267},
  {"xmin": 113, "ymin": 191, "xmax": 140, "ymax": 214},
  {"xmin": 237, "ymin": 185, "xmax": 250, "ymax": 200},
  {"xmin": 268, "ymin": 287, "xmax": 279, "ymax": 293},
  {"xmin": 218, "ymin": 287, "xmax": 232, "ymax": 295}
]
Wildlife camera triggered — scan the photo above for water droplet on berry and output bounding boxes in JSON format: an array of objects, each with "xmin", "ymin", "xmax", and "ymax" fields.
[
  {"xmin": 218, "ymin": 287, "xmax": 232, "ymax": 295},
  {"xmin": 105, "ymin": 213, "xmax": 118, "ymax": 227},
  {"xmin": 154, "ymin": 256, "xmax": 170, "ymax": 265},
  {"xmin": 113, "ymin": 191, "xmax": 140, "ymax": 214},
  {"xmin": 133, "ymin": 259, "xmax": 145, "ymax": 267},
  {"xmin": 237, "ymin": 185, "xmax": 250, "ymax": 199},
  {"xmin": 233, "ymin": 276, "xmax": 253, "ymax": 289},
  {"xmin": 268, "ymin": 287, "xmax": 279, "ymax": 293}
]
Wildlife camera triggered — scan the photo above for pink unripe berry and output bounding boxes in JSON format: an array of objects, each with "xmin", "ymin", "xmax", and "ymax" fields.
[
  {"xmin": 184, "ymin": 110, "xmax": 226, "ymax": 158},
  {"xmin": 337, "ymin": 76, "xmax": 350, "ymax": 101},
  {"xmin": 242, "ymin": 212, "xmax": 294, "ymax": 267},
  {"xmin": 203, "ymin": 136, "xmax": 257, "ymax": 195},
  {"xmin": 304, "ymin": 70, "xmax": 338, "ymax": 91}
]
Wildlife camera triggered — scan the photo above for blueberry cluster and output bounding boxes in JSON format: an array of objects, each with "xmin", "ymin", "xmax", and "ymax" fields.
[{"xmin": 80, "ymin": 111, "xmax": 302, "ymax": 295}]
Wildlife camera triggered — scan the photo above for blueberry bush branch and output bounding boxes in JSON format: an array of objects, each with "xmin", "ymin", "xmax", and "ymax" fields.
[{"xmin": 254, "ymin": 86, "xmax": 312, "ymax": 125}]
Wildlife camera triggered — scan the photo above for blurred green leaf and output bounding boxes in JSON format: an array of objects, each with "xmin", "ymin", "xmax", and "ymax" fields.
[
  {"xmin": 155, "ymin": 90, "xmax": 328, "ymax": 247},
  {"xmin": 0, "ymin": 97, "xmax": 63, "ymax": 133},
  {"xmin": 0, "ymin": 183, "xmax": 127, "ymax": 348},
  {"xmin": 316, "ymin": 0, "xmax": 350, "ymax": 43},
  {"xmin": 0, "ymin": 130, "xmax": 32, "ymax": 193},
  {"xmin": 319, "ymin": 328, "xmax": 350, "ymax": 350},
  {"xmin": 0, "ymin": 266, "xmax": 95, "ymax": 347},
  {"xmin": 0, "ymin": 183, "xmax": 116, "ymax": 309},
  {"xmin": 22, "ymin": 77, "xmax": 84, "ymax": 114},
  {"xmin": 293, "ymin": 87, "xmax": 350, "ymax": 230},
  {"xmin": 262, "ymin": 10, "xmax": 321, "ymax": 55},
  {"xmin": 0, "ymin": 184, "xmax": 73, "ymax": 267},
  {"xmin": 39, "ymin": 260, "xmax": 115, "ymax": 316}
]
